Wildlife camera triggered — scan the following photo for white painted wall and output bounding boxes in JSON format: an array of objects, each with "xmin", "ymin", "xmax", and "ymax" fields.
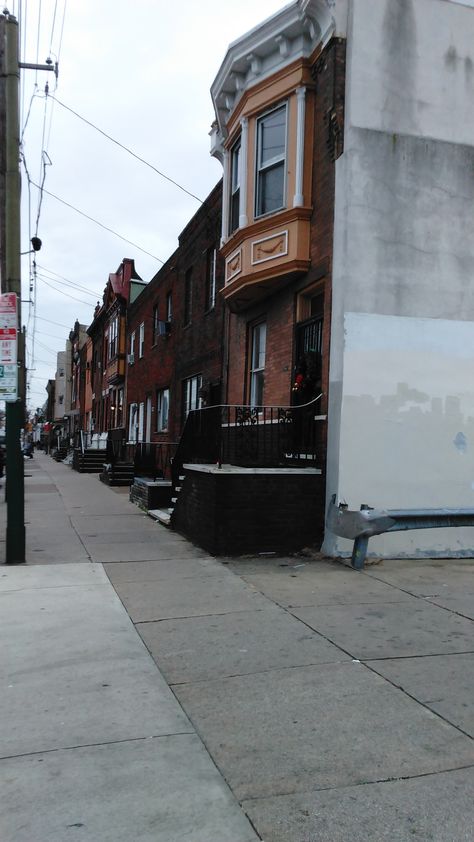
[
  {"xmin": 325, "ymin": 0, "xmax": 474, "ymax": 556},
  {"xmin": 346, "ymin": 0, "xmax": 474, "ymax": 147}
]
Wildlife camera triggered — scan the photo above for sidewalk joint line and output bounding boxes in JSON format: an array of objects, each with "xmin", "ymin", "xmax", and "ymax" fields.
[
  {"xmin": 0, "ymin": 730, "xmax": 195, "ymax": 762},
  {"xmin": 240, "ymin": 760, "xmax": 474, "ymax": 803},
  {"xmin": 365, "ymin": 661, "xmax": 474, "ymax": 742}
]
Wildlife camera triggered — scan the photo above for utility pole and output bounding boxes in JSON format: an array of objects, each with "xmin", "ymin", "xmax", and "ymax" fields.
[
  {"xmin": 1, "ymin": 12, "xmax": 24, "ymax": 563},
  {"xmin": 1, "ymin": 13, "xmax": 56, "ymax": 563}
]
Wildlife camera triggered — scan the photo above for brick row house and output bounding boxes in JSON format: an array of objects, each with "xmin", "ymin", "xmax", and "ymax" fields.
[
  {"xmin": 56, "ymin": 0, "xmax": 474, "ymax": 561},
  {"xmin": 125, "ymin": 181, "xmax": 224, "ymax": 456},
  {"xmin": 87, "ymin": 258, "xmax": 146, "ymax": 442}
]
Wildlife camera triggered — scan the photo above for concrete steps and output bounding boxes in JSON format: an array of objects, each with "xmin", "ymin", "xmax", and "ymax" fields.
[
  {"xmin": 72, "ymin": 448, "xmax": 107, "ymax": 474},
  {"xmin": 100, "ymin": 461, "xmax": 134, "ymax": 487},
  {"xmin": 148, "ymin": 475, "xmax": 185, "ymax": 528}
]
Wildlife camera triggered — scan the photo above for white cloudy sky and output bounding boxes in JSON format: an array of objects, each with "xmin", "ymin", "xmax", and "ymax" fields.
[
  {"xmin": 12, "ymin": 0, "xmax": 289, "ymax": 410},
  {"xmin": 14, "ymin": 0, "xmax": 474, "ymax": 411}
]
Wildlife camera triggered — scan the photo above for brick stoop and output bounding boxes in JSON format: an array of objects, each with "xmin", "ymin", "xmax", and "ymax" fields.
[
  {"xmin": 100, "ymin": 461, "xmax": 135, "ymax": 487},
  {"xmin": 171, "ymin": 464, "xmax": 325, "ymax": 556},
  {"xmin": 72, "ymin": 448, "xmax": 107, "ymax": 473}
]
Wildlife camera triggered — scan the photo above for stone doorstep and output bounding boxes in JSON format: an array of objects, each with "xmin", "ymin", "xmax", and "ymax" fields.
[
  {"xmin": 183, "ymin": 463, "xmax": 322, "ymax": 475},
  {"xmin": 133, "ymin": 479, "xmax": 172, "ymax": 488},
  {"xmin": 148, "ymin": 509, "xmax": 171, "ymax": 526}
]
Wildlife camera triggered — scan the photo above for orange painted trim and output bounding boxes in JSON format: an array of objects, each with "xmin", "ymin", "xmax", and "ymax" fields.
[
  {"xmin": 221, "ymin": 206, "xmax": 312, "ymax": 258},
  {"xmin": 225, "ymin": 57, "xmax": 317, "ymax": 145}
]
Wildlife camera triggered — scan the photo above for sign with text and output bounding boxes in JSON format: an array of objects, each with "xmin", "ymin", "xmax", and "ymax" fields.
[{"xmin": 0, "ymin": 294, "xmax": 18, "ymax": 400}]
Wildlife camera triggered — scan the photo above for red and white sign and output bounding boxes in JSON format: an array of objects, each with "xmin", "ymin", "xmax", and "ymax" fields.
[{"xmin": 0, "ymin": 293, "xmax": 18, "ymax": 400}]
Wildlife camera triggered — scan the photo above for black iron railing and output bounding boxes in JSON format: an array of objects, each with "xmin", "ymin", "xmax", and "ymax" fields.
[
  {"xmin": 172, "ymin": 395, "xmax": 325, "ymax": 486},
  {"xmin": 129, "ymin": 442, "xmax": 178, "ymax": 480},
  {"xmin": 104, "ymin": 428, "xmax": 177, "ymax": 480}
]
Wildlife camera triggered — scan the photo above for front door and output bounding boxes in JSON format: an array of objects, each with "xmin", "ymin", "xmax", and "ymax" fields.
[
  {"xmin": 138, "ymin": 402, "xmax": 144, "ymax": 442},
  {"xmin": 145, "ymin": 396, "xmax": 152, "ymax": 443}
]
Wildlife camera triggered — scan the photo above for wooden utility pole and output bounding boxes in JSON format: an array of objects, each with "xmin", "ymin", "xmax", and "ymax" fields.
[{"xmin": 1, "ymin": 12, "xmax": 25, "ymax": 563}]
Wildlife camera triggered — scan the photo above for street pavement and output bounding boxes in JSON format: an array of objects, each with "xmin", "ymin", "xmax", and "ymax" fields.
[{"xmin": 1, "ymin": 451, "xmax": 474, "ymax": 841}]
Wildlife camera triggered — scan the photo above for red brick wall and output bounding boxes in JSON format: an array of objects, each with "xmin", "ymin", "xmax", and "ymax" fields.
[
  {"xmin": 225, "ymin": 39, "xmax": 346, "ymax": 415},
  {"xmin": 126, "ymin": 181, "xmax": 226, "ymax": 443}
]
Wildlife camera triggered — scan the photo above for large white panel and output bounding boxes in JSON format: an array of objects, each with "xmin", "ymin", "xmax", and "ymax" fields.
[
  {"xmin": 333, "ymin": 312, "xmax": 474, "ymax": 557},
  {"xmin": 347, "ymin": 0, "xmax": 474, "ymax": 146}
]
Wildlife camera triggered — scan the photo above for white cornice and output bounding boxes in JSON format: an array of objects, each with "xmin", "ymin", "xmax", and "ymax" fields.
[{"xmin": 210, "ymin": 0, "xmax": 341, "ymax": 152}]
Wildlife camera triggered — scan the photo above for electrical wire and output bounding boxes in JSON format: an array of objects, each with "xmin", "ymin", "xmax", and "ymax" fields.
[
  {"xmin": 48, "ymin": 0, "xmax": 58, "ymax": 56},
  {"xmin": 36, "ymin": 263, "xmax": 101, "ymax": 297},
  {"xmin": 34, "ymin": 0, "xmax": 42, "ymax": 84},
  {"xmin": 29, "ymin": 179, "xmax": 164, "ymax": 263},
  {"xmin": 36, "ymin": 314, "xmax": 82, "ymax": 329},
  {"xmin": 38, "ymin": 274, "xmax": 99, "ymax": 306},
  {"xmin": 37, "ymin": 272, "xmax": 98, "ymax": 300},
  {"xmin": 46, "ymin": 95, "xmax": 204, "ymax": 204},
  {"xmin": 34, "ymin": 330, "xmax": 67, "ymax": 343}
]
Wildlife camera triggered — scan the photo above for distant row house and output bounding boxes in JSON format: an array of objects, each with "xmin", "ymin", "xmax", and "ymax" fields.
[{"xmin": 38, "ymin": 0, "xmax": 474, "ymax": 561}]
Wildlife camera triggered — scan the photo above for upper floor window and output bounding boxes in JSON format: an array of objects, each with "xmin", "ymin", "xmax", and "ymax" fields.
[
  {"xmin": 108, "ymin": 315, "xmax": 118, "ymax": 360},
  {"xmin": 184, "ymin": 269, "xmax": 193, "ymax": 326},
  {"xmin": 129, "ymin": 331, "xmax": 136, "ymax": 364},
  {"xmin": 255, "ymin": 104, "xmax": 287, "ymax": 218},
  {"xmin": 230, "ymin": 138, "xmax": 241, "ymax": 234},
  {"xmin": 152, "ymin": 303, "xmax": 159, "ymax": 344},
  {"xmin": 166, "ymin": 291, "xmax": 172, "ymax": 323},
  {"xmin": 205, "ymin": 248, "xmax": 217, "ymax": 311},
  {"xmin": 139, "ymin": 322, "xmax": 145, "ymax": 358}
]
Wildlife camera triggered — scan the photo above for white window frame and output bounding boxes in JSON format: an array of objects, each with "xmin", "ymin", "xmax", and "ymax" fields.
[
  {"xmin": 139, "ymin": 322, "xmax": 145, "ymax": 358},
  {"xmin": 128, "ymin": 402, "xmax": 138, "ymax": 442},
  {"xmin": 129, "ymin": 331, "xmax": 135, "ymax": 363},
  {"xmin": 183, "ymin": 374, "xmax": 202, "ymax": 419},
  {"xmin": 206, "ymin": 248, "xmax": 217, "ymax": 311},
  {"xmin": 138, "ymin": 401, "xmax": 145, "ymax": 442},
  {"xmin": 156, "ymin": 388, "xmax": 169, "ymax": 432},
  {"xmin": 152, "ymin": 303, "xmax": 159, "ymax": 344},
  {"xmin": 250, "ymin": 322, "xmax": 266, "ymax": 407},
  {"xmin": 108, "ymin": 314, "xmax": 118, "ymax": 360},
  {"xmin": 255, "ymin": 103, "xmax": 287, "ymax": 219},
  {"xmin": 166, "ymin": 291, "xmax": 172, "ymax": 323},
  {"xmin": 229, "ymin": 138, "xmax": 241, "ymax": 234}
]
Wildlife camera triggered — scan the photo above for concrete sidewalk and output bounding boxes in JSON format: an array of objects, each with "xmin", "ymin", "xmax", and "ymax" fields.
[
  {"xmin": 2, "ymin": 452, "xmax": 474, "ymax": 841},
  {"xmin": 0, "ymin": 454, "xmax": 258, "ymax": 842}
]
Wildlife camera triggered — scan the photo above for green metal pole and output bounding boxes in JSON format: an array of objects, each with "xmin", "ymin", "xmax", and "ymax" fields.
[{"xmin": 3, "ymin": 14, "xmax": 25, "ymax": 563}]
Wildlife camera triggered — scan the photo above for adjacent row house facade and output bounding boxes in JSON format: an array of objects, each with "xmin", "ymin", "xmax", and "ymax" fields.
[{"xmin": 40, "ymin": 0, "xmax": 474, "ymax": 560}]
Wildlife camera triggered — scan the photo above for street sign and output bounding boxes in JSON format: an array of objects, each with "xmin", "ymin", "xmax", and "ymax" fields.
[{"xmin": 0, "ymin": 293, "xmax": 18, "ymax": 400}]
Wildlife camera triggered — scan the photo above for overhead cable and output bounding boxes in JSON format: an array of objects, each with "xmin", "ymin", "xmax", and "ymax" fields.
[
  {"xmin": 29, "ymin": 180, "xmax": 164, "ymax": 263},
  {"xmin": 47, "ymin": 94, "xmax": 204, "ymax": 204}
]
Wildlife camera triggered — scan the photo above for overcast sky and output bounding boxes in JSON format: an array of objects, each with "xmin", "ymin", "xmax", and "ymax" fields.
[
  {"xmin": 13, "ymin": 0, "xmax": 474, "ymax": 410},
  {"xmin": 12, "ymin": 0, "xmax": 289, "ymax": 410}
]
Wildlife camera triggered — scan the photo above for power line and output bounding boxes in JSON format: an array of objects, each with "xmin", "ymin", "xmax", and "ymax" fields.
[
  {"xmin": 48, "ymin": 0, "xmax": 58, "ymax": 56},
  {"xmin": 37, "ymin": 271, "xmax": 98, "ymax": 300},
  {"xmin": 47, "ymin": 94, "xmax": 204, "ymax": 204},
  {"xmin": 38, "ymin": 274, "xmax": 97, "ymax": 306},
  {"xmin": 29, "ymin": 179, "xmax": 164, "ymax": 263},
  {"xmin": 35, "ymin": 314, "xmax": 79, "ymax": 329},
  {"xmin": 36, "ymin": 263, "xmax": 101, "ymax": 297}
]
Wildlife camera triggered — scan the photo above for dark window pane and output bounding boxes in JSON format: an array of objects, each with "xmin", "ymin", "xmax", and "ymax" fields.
[
  {"xmin": 258, "ymin": 162, "xmax": 285, "ymax": 215},
  {"xmin": 259, "ymin": 109, "xmax": 285, "ymax": 166}
]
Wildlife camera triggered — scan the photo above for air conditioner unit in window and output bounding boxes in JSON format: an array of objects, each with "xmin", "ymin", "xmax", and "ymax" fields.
[
  {"xmin": 158, "ymin": 320, "xmax": 171, "ymax": 337},
  {"xmin": 127, "ymin": 353, "xmax": 135, "ymax": 364}
]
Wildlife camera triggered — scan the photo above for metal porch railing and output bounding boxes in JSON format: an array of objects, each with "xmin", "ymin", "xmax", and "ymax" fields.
[{"xmin": 171, "ymin": 395, "xmax": 325, "ymax": 486}]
